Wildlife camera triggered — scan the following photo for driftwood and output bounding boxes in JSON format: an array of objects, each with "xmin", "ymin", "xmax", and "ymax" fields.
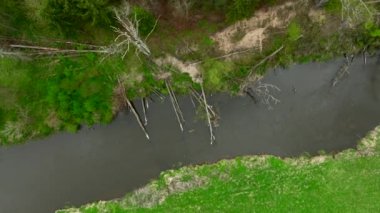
[
  {"xmin": 152, "ymin": 89, "xmax": 165, "ymax": 101},
  {"xmin": 200, "ymin": 82, "xmax": 215, "ymax": 144},
  {"xmin": 245, "ymin": 80, "xmax": 281, "ymax": 110},
  {"xmin": 141, "ymin": 98, "xmax": 148, "ymax": 126},
  {"xmin": 240, "ymin": 45, "xmax": 285, "ymax": 93},
  {"xmin": 190, "ymin": 95, "xmax": 196, "ymax": 108},
  {"xmin": 165, "ymin": 80, "xmax": 184, "ymax": 131},
  {"xmin": 118, "ymin": 77, "xmax": 150, "ymax": 140},
  {"xmin": 9, "ymin": 44, "xmax": 109, "ymax": 53},
  {"xmin": 167, "ymin": 81, "xmax": 185, "ymax": 122},
  {"xmin": 331, "ymin": 54, "xmax": 355, "ymax": 87},
  {"xmin": 190, "ymin": 88, "xmax": 217, "ymax": 118},
  {"xmin": 126, "ymin": 98, "xmax": 150, "ymax": 140}
]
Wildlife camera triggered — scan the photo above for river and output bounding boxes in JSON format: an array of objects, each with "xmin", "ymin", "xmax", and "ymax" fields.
[{"xmin": 0, "ymin": 55, "xmax": 379, "ymax": 213}]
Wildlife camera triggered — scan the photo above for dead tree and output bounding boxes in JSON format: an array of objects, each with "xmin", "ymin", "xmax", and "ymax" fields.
[
  {"xmin": 126, "ymin": 98, "xmax": 150, "ymax": 140},
  {"xmin": 331, "ymin": 54, "xmax": 355, "ymax": 87},
  {"xmin": 241, "ymin": 45, "xmax": 284, "ymax": 93},
  {"xmin": 165, "ymin": 80, "xmax": 185, "ymax": 131},
  {"xmin": 190, "ymin": 88, "xmax": 217, "ymax": 119},
  {"xmin": 141, "ymin": 98, "xmax": 148, "ymax": 126},
  {"xmin": 245, "ymin": 79, "xmax": 281, "ymax": 110},
  {"xmin": 0, "ymin": 48, "xmax": 28, "ymax": 59},
  {"xmin": 110, "ymin": 0, "xmax": 152, "ymax": 58},
  {"xmin": 200, "ymin": 81, "xmax": 215, "ymax": 144},
  {"xmin": 118, "ymin": 77, "xmax": 150, "ymax": 140},
  {"xmin": 2, "ymin": 0, "xmax": 157, "ymax": 60}
]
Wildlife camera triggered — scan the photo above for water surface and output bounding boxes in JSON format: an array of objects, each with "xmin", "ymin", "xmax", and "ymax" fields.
[{"xmin": 0, "ymin": 56, "xmax": 379, "ymax": 213}]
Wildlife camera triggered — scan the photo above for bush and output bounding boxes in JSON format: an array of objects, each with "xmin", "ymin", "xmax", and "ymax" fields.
[
  {"xmin": 0, "ymin": 0, "xmax": 31, "ymax": 36},
  {"xmin": 287, "ymin": 22, "xmax": 302, "ymax": 41},
  {"xmin": 202, "ymin": 59, "xmax": 234, "ymax": 90},
  {"xmin": 324, "ymin": 0, "xmax": 342, "ymax": 13},
  {"xmin": 45, "ymin": 54, "xmax": 114, "ymax": 130},
  {"xmin": 42, "ymin": 0, "xmax": 115, "ymax": 35}
]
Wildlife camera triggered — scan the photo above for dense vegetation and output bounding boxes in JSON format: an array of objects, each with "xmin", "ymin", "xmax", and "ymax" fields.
[
  {"xmin": 58, "ymin": 127, "xmax": 380, "ymax": 212},
  {"xmin": 1, "ymin": 0, "xmax": 380, "ymax": 144}
]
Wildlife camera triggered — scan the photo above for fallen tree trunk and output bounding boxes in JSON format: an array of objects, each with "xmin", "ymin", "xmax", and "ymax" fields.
[
  {"xmin": 165, "ymin": 80, "xmax": 184, "ymax": 132},
  {"xmin": 126, "ymin": 98, "xmax": 150, "ymax": 140},
  {"xmin": 200, "ymin": 82, "xmax": 215, "ymax": 145}
]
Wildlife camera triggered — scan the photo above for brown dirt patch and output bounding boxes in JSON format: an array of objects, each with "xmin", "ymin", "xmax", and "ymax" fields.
[{"xmin": 212, "ymin": 2, "xmax": 297, "ymax": 53}]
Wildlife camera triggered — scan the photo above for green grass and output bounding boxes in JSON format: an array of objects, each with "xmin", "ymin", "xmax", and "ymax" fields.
[
  {"xmin": 1, "ymin": 0, "xmax": 380, "ymax": 144},
  {"xmin": 57, "ymin": 127, "xmax": 380, "ymax": 213}
]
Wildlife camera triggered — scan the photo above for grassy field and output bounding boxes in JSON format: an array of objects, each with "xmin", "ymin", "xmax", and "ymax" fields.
[{"xmin": 57, "ymin": 127, "xmax": 380, "ymax": 212}]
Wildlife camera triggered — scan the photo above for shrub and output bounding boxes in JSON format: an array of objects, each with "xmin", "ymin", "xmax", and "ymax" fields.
[
  {"xmin": 202, "ymin": 59, "xmax": 234, "ymax": 90},
  {"xmin": 45, "ymin": 54, "xmax": 114, "ymax": 130},
  {"xmin": 287, "ymin": 22, "xmax": 302, "ymax": 41},
  {"xmin": 42, "ymin": 0, "xmax": 115, "ymax": 35},
  {"xmin": 324, "ymin": 0, "xmax": 342, "ymax": 13},
  {"xmin": 0, "ymin": 0, "xmax": 31, "ymax": 36}
]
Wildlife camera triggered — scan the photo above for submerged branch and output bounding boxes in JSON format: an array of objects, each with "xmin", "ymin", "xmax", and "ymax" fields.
[
  {"xmin": 190, "ymin": 88, "xmax": 217, "ymax": 118},
  {"xmin": 126, "ymin": 97, "xmax": 150, "ymax": 140},
  {"xmin": 141, "ymin": 98, "xmax": 148, "ymax": 126},
  {"xmin": 200, "ymin": 81, "xmax": 215, "ymax": 145},
  {"xmin": 165, "ymin": 80, "xmax": 184, "ymax": 132},
  {"xmin": 118, "ymin": 77, "xmax": 150, "ymax": 140},
  {"xmin": 331, "ymin": 54, "xmax": 355, "ymax": 87}
]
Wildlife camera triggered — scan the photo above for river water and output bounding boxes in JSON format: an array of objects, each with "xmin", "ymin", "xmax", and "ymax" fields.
[{"xmin": 0, "ymin": 56, "xmax": 379, "ymax": 213}]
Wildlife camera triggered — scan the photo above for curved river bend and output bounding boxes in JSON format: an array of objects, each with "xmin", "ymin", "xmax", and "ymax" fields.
[{"xmin": 0, "ymin": 56, "xmax": 380, "ymax": 213}]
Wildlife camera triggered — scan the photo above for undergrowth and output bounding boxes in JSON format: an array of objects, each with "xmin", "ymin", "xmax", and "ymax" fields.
[{"xmin": 1, "ymin": 0, "xmax": 380, "ymax": 144}]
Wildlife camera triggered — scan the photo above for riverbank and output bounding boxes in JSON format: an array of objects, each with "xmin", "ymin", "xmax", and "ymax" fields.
[
  {"xmin": 1, "ymin": 54, "xmax": 379, "ymax": 212},
  {"xmin": 57, "ymin": 126, "xmax": 380, "ymax": 212},
  {"xmin": 1, "ymin": 0, "xmax": 380, "ymax": 144}
]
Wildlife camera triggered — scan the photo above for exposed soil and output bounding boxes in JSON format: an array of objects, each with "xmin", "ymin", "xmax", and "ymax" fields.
[
  {"xmin": 155, "ymin": 55, "xmax": 201, "ymax": 82},
  {"xmin": 212, "ymin": 2, "xmax": 297, "ymax": 53}
]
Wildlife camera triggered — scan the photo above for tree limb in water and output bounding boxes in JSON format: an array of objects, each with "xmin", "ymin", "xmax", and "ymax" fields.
[
  {"xmin": 126, "ymin": 97, "xmax": 150, "ymax": 140},
  {"xmin": 241, "ymin": 45, "xmax": 284, "ymax": 92},
  {"xmin": 331, "ymin": 54, "xmax": 354, "ymax": 87},
  {"xmin": 141, "ymin": 98, "xmax": 148, "ymax": 126},
  {"xmin": 167, "ymin": 81, "xmax": 185, "ymax": 122},
  {"xmin": 118, "ymin": 77, "xmax": 150, "ymax": 140},
  {"xmin": 245, "ymin": 79, "xmax": 281, "ymax": 110},
  {"xmin": 200, "ymin": 81, "xmax": 215, "ymax": 144},
  {"xmin": 190, "ymin": 88, "xmax": 217, "ymax": 118},
  {"xmin": 165, "ymin": 80, "xmax": 184, "ymax": 132}
]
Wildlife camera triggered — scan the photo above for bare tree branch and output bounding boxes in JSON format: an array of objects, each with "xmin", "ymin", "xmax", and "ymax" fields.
[
  {"xmin": 245, "ymin": 78, "xmax": 281, "ymax": 110},
  {"xmin": 200, "ymin": 81, "xmax": 215, "ymax": 144},
  {"xmin": 331, "ymin": 54, "xmax": 355, "ymax": 87},
  {"xmin": 165, "ymin": 80, "xmax": 184, "ymax": 132}
]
